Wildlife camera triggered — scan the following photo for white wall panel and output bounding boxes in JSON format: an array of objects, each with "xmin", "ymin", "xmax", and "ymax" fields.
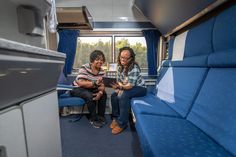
[{"xmin": 0, "ymin": 107, "xmax": 27, "ymax": 157}]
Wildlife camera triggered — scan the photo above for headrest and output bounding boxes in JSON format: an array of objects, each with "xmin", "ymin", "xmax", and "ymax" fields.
[
  {"xmin": 213, "ymin": 4, "xmax": 236, "ymax": 52},
  {"xmin": 162, "ymin": 55, "xmax": 208, "ymax": 67},
  {"xmin": 208, "ymin": 49, "xmax": 236, "ymax": 67},
  {"xmin": 185, "ymin": 18, "xmax": 214, "ymax": 57}
]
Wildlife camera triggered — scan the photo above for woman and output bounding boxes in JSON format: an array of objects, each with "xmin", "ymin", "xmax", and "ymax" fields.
[
  {"xmin": 71, "ymin": 50, "xmax": 107, "ymax": 128},
  {"xmin": 110, "ymin": 47, "xmax": 147, "ymax": 134}
]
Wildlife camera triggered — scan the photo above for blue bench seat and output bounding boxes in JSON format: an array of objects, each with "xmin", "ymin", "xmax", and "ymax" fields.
[
  {"xmin": 136, "ymin": 114, "xmax": 233, "ymax": 157},
  {"xmin": 132, "ymin": 93, "xmax": 181, "ymax": 120},
  {"xmin": 133, "ymin": 4, "xmax": 236, "ymax": 157}
]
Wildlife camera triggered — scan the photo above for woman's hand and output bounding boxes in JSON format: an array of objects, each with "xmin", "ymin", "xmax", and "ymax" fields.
[
  {"xmin": 110, "ymin": 82, "xmax": 121, "ymax": 90},
  {"xmin": 96, "ymin": 77, "xmax": 103, "ymax": 86},
  {"xmin": 92, "ymin": 91, "xmax": 103, "ymax": 100}
]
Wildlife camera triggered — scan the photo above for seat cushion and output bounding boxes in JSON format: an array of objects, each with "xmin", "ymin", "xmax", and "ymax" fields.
[
  {"xmin": 131, "ymin": 94, "xmax": 181, "ymax": 119},
  {"xmin": 58, "ymin": 93, "xmax": 85, "ymax": 107},
  {"xmin": 136, "ymin": 114, "xmax": 233, "ymax": 157}
]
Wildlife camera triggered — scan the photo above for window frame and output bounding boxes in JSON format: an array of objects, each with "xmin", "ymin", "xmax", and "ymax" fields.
[{"xmin": 74, "ymin": 30, "xmax": 147, "ymax": 72}]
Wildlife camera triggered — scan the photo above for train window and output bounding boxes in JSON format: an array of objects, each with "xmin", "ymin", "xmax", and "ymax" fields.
[
  {"xmin": 72, "ymin": 33, "xmax": 147, "ymax": 73},
  {"xmin": 115, "ymin": 37, "xmax": 147, "ymax": 71},
  {"xmin": 73, "ymin": 36, "xmax": 112, "ymax": 69}
]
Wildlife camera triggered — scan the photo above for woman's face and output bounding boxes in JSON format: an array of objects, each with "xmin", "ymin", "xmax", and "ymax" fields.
[
  {"xmin": 91, "ymin": 55, "xmax": 104, "ymax": 69},
  {"xmin": 120, "ymin": 50, "xmax": 131, "ymax": 66}
]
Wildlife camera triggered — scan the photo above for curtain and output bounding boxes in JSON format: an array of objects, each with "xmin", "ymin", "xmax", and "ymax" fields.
[
  {"xmin": 142, "ymin": 29, "xmax": 161, "ymax": 75},
  {"xmin": 57, "ymin": 29, "xmax": 79, "ymax": 75}
]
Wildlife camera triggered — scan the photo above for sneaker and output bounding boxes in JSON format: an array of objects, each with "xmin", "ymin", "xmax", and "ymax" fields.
[
  {"xmin": 98, "ymin": 116, "xmax": 107, "ymax": 125},
  {"xmin": 112, "ymin": 125, "xmax": 124, "ymax": 135},
  {"xmin": 89, "ymin": 120, "xmax": 103, "ymax": 128},
  {"xmin": 109, "ymin": 120, "xmax": 118, "ymax": 129},
  {"xmin": 60, "ymin": 107, "xmax": 70, "ymax": 116}
]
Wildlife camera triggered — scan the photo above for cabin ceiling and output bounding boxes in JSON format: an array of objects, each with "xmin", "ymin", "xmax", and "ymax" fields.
[
  {"xmin": 55, "ymin": 0, "xmax": 222, "ymax": 33},
  {"xmin": 55, "ymin": 0, "xmax": 149, "ymax": 22},
  {"xmin": 134, "ymin": 0, "xmax": 217, "ymax": 34}
]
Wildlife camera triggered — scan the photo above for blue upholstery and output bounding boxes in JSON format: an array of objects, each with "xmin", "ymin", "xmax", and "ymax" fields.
[
  {"xmin": 132, "ymin": 4, "xmax": 236, "ymax": 157},
  {"xmin": 57, "ymin": 73, "xmax": 86, "ymax": 117},
  {"xmin": 208, "ymin": 49, "xmax": 236, "ymax": 67},
  {"xmin": 132, "ymin": 57, "xmax": 208, "ymax": 121},
  {"xmin": 58, "ymin": 93, "xmax": 85, "ymax": 107},
  {"xmin": 162, "ymin": 55, "xmax": 208, "ymax": 67},
  {"xmin": 184, "ymin": 18, "xmax": 214, "ymax": 57},
  {"xmin": 58, "ymin": 72, "xmax": 70, "ymax": 96},
  {"xmin": 131, "ymin": 94, "xmax": 181, "ymax": 119},
  {"xmin": 213, "ymin": 5, "xmax": 236, "ymax": 52},
  {"xmin": 133, "ymin": 17, "xmax": 213, "ymax": 118},
  {"xmin": 136, "ymin": 115, "xmax": 233, "ymax": 157},
  {"xmin": 187, "ymin": 68, "xmax": 236, "ymax": 156},
  {"xmin": 131, "ymin": 66, "xmax": 208, "ymax": 120},
  {"xmin": 155, "ymin": 67, "xmax": 208, "ymax": 117}
]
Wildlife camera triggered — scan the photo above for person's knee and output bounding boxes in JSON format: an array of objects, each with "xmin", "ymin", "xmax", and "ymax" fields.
[
  {"xmin": 119, "ymin": 91, "xmax": 129, "ymax": 100},
  {"xmin": 111, "ymin": 92, "xmax": 117, "ymax": 99},
  {"xmin": 103, "ymin": 92, "xmax": 107, "ymax": 99},
  {"xmin": 83, "ymin": 92, "xmax": 93, "ymax": 101}
]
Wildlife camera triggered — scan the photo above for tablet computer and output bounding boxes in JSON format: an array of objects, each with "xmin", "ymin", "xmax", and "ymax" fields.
[{"xmin": 102, "ymin": 77, "xmax": 117, "ymax": 87}]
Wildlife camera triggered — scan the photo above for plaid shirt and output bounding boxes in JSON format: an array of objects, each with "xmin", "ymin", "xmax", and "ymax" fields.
[{"xmin": 117, "ymin": 64, "xmax": 145, "ymax": 87}]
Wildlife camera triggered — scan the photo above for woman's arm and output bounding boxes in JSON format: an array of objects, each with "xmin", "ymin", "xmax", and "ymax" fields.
[
  {"xmin": 75, "ymin": 79, "xmax": 95, "ymax": 88},
  {"xmin": 119, "ymin": 82, "xmax": 133, "ymax": 90},
  {"xmin": 110, "ymin": 81, "xmax": 133, "ymax": 90}
]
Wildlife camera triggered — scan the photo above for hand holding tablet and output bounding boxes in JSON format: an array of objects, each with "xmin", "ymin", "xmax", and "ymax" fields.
[{"xmin": 102, "ymin": 77, "xmax": 117, "ymax": 87}]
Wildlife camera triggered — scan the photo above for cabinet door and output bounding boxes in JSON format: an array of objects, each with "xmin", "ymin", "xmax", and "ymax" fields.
[
  {"xmin": 21, "ymin": 91, "xmax": 62, "ymax": 157},
  {"xmin": 0, "ymin": 107, "xmax": 27, "ymax": 157}
]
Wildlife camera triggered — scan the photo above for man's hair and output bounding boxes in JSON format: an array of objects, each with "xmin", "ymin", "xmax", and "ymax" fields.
[{"xmin": 90, "ymin": 50, "xmax": 106, "ymax": 63}]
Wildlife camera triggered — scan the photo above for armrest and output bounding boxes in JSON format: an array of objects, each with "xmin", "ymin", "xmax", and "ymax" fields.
[{"xmin": 57, "ymin": 84, "xmax": 77, "ymax": 91}]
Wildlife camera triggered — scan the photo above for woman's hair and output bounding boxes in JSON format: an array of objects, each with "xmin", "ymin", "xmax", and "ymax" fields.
[
  {"xmin": 117, "ymin": 47, "xmax": 140, "ymax": 75},
  {"xmin": 90, "ymin": 50, "xmax": 106, "ymax": 63}
]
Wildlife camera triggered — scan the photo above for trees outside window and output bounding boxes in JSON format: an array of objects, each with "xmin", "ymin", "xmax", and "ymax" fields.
[{"xmin": 73, "ymin": 35, "xmax": 147, "ymax": 72}]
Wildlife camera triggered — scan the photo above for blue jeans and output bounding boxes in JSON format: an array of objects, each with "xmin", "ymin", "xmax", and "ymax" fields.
[
  {"xmin": 71, "ymin": 87, "xmax": 107, "ymax": 121},
  {"xmin": 111, "ymin": 86, "xmax": 147, "ymax": 128}
]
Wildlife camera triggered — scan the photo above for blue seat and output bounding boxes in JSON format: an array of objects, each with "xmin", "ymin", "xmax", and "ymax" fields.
[
  {"xmin": 136, "ymin": 114, "xmax": 233, "ymax": 157},
  {"xmin": 57, "ymin": 73, "xmax": 86, "ymax": 121},
  {"xmin": 132, "ymin": 5, "xmax": 236, "ymax": 157}
]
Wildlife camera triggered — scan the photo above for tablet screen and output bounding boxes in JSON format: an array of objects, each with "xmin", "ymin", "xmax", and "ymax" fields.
[{"xmin": 102, "ymin": 77, "xmax": 117, "ymax": 87}]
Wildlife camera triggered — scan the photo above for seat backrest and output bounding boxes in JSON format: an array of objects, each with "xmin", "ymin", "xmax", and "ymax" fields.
[
  {"xmin": 167, "ymin": 17, "xmax": 214, "ymax": 59},
  {"xmin": 57, "ymin": 72, "xmax": 70, "ymax": 96},
  {"xmin": 154, "ymin": 17, "xmax": 215, "ymax": 117},
  {"xmin": 184, "ymin": 18, "xmax": 214, "ymax": 57},
  {"xmin": 156, "ymin": 65, "xmax": 208, "ymax": 117},
  {"xmin": 187, "ymin": 52, "xmax": 236, "ymax": 156},
  {"xmin": 187, "ymin": 5, "xmax": 236, "ymax": 156},
  {"xmin": 212, "ymin": 4, "xmax": 236, "ymax": 52}
]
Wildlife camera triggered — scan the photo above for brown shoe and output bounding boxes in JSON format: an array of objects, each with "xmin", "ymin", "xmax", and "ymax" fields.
[
  {"xmin": 109, "ymin": 120, "xmax": 118, "ymax": 129},
  {"xmin": 112, "ymin": 126, "xmax": 124, "ymax": 135}
]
